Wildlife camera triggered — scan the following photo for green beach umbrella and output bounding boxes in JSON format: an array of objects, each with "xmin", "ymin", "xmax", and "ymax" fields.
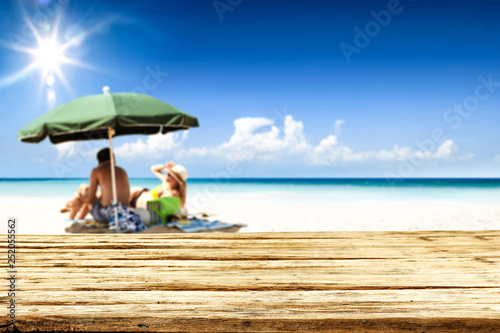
[
  {"xmin": 18, "ymin": 86, "xmax": 199, "ymax": 144},
  {"xmin": 18, "ymin": 86, "xmax": 199, "ymax": 226}
]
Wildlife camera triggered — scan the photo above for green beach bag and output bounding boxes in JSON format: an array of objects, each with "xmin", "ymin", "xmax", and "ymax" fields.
[{"xmin": 147, "ymin": 197, "xmax": 182, "ymax": 225}]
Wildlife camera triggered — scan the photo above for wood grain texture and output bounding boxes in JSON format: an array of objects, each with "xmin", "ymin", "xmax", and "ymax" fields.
[{"xmin": 1, "ymin": 231, "xmax": 500, "ymax": 332}]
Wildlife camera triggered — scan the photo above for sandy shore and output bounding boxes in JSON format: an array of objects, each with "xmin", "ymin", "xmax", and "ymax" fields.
[{"xmin": 1, "ymin": 195, "xmax": 500, "ymax": 234}]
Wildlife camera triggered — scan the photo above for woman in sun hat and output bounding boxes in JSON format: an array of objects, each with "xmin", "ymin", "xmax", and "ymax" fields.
[
  {"xmin": 151, "ymin": 161, "xmax": 188, "ymax": 206},
  {"xmin": 129, "ymin": 161, "xmax": 188, "ymax": 210}
]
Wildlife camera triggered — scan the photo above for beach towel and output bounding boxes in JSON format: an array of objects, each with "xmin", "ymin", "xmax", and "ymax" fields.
[
  {"xmin": 167, "ymin": 219, "xmax": 237, "ymax": 233},
  {"xmin": 105, "ymin": 203, "xmax": 146, "ymax": 233},
  {"xmin": 65, "ymin": 219, "xmax": 108, "ymax": 228},
  {"xmin": 65, "ymin": 218, "xmax": 245, "ymax": 234}
]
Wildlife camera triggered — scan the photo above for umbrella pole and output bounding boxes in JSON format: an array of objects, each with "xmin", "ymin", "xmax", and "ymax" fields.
[{"xmin": 108, "ymin": 127, "xmax": 119, "ymax": 229}]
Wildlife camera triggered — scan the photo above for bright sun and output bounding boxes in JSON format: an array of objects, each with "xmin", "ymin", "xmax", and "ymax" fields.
[
  {"xmin": 0, "ymin": 9, "xmax": 92, "ymax": 96},
  {"xmin": 32, "ymin": 38, "xmax": 66, "ymax": 74}
]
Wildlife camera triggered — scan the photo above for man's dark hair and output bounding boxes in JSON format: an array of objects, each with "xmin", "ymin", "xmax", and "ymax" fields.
[{"xmin": 97, "ymin": 148, "xmax": 111, "ymax": 164}]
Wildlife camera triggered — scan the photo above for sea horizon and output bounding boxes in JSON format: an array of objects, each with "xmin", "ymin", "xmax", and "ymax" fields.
[
  {"xmin": 2, "ymin": 177, "xmax": 500, "ymax": 203},
  {"xmin": 2, "ymin": 177, "xmax": 500, "ymax": 181}
]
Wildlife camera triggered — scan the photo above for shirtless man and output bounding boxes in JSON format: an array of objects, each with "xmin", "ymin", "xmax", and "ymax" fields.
[{"xmin": 86, "ymin": 148, "xmax": 130, "ymax": 223}]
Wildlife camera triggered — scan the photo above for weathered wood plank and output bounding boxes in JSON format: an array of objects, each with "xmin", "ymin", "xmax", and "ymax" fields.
[
  {"xmin": 1, "ymin": 231, "xmax": 500, "ymax": 332},
  {"xmin": 14, "ymin": 260, "xmax": 500, "ymax": 291},
  {"xmin": 11, "ymin": 249, "xmax": 500, "ymax": 262},
  {"xmin": 13, "ymin": 289, "xmax": 500, "ymax": 318},
  {"xmin": 10, "ymin": 230, "xmax": 500, "ymax": 243},
  {"xmin": 12, "ymin": 230, "xmax": 500, "ymax": 243},
  {"xmin": 4, "ymin": 258, "xmax": 498, "ymax": 270},
  {"xmin": 15, "ymin": 316, "xmax": 500, "ymax": 333}
]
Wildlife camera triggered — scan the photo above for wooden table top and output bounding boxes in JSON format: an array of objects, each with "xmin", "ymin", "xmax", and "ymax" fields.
[{"xmin": 3, "ymin": 231, "xmax": 500, "ymax": 332}]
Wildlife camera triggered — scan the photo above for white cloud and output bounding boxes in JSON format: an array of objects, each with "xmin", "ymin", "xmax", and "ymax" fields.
[
  {"xmin": 180, "ymin": 115, "xmax": 311, "ymax": 162},
  {"xmin": 310, "ymin": 135, "xmax": 374, "ymax": 164},
  {"xmin": 309, "ymin": 136, "xmax": 455, "ymax": 165},
  {"xmin": 334, "ymin": 119, "xmax": 345, "ymax": 136},
  {"xmin": 54, "ymin": 133, "xmax": 188, "ymax": 162},
  {"xmin": 178, "ymin": 115, "xmax": 459, "ymax": 166},
  {"xmin": 494, "ymin": 154, "xmax": 500, "ymax": 162},
  {"xmin": 55, "ymin": 142, "xmax": 77, "ymax": 159},
  {"xmin": 433, "ymin": 139, "xmax": 454, "ymax": 159},
  {"xmin": 114, "ymin": 131, "xmax": 188, "ymax": 160},
  {"xmin": 375, "ymin": 146, "xmax": 414, "ymax": 161},
  {"xmin": 313, "ymin": 135, "xmax": 338, "ymax": 155},
  {"xmin": 283, "ymin": 115, "xmax": 309, "ymax": 153},
  {"xmin": 231, "ymin": 117, "xmax": 274, "ymax": 139},
  {"xmin": 180, "ymin": 147, "xmax": 210, "ymax": 158},
  {"xmin": 55, "ymin": 141, "xmax": 99, "ymax": 160}
]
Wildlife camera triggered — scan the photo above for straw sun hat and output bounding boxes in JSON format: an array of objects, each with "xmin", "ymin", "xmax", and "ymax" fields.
[{"xmin": 165, "ymin": 164, "xmax": 188, "ymax": 184}]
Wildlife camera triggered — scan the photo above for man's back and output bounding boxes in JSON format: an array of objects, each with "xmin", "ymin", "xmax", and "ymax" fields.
[{"xmin": 90, "ymin": 163, "xmax": 130, "ymax": 207}]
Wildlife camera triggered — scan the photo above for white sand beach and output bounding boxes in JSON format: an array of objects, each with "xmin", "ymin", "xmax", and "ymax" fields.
[{"xmin": 2, "ymin": 194, "xmax": 500, "ymax": 234}]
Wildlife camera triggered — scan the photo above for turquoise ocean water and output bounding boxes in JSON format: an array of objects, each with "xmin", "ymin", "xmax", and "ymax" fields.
[{"xmin": 1, "ymin": 178, "xmax": 500, "ymax": 203}]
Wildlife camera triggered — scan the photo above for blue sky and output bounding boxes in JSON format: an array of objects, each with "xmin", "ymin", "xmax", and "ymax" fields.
[{"xmin": 1, "ymin": 0, "xmax": 500, "ymax": 178}]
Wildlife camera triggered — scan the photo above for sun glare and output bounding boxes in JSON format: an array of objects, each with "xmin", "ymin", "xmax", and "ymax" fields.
[
  {"xmin": 0, "ymin": 4, "xmax": 121, "ymax": 108},
  {"xmin": 32, "ymin": 38, "xmax": 65, "ymax": 74},
  {"xmin": 0, "ymin": 8, "xmax": 94, "ymax": 108}
]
